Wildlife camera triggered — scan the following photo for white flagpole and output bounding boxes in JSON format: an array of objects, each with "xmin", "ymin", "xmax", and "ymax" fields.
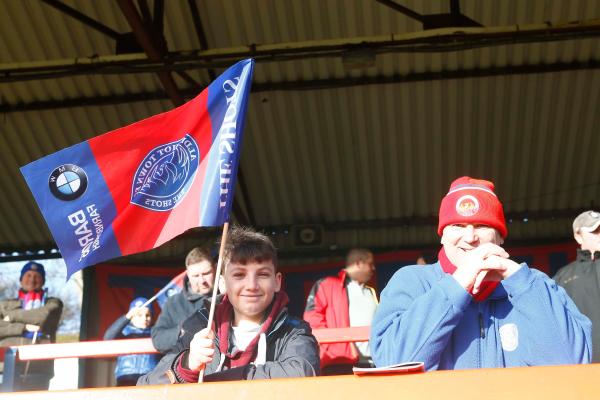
[
  {"xmin": 198, "ymin": 222, "xmax": 229, "ymax": 383},
  {"xmin": 141, "ymin": 270, "xmax": 187, "ymax": 309}
]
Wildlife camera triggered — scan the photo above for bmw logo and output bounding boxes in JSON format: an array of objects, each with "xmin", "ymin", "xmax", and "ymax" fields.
[{"xmin": 49, "ymin": 164, "xmax": 88, "ymax": 201}]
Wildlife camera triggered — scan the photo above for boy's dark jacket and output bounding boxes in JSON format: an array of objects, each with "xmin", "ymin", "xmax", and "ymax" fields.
[{"xmin": 138, "ymin": 298, "xmax": 320, "ymax": 384}]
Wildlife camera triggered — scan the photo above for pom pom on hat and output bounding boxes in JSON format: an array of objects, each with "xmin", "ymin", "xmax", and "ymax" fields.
[{"xmin": 438, "ymin": 176, "xmax": 507, "ymax": 238}]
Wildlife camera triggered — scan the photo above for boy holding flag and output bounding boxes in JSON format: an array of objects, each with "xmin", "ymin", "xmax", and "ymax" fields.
[{"xmin": 139, "ymin": 227, "xmax": 320, "ymax": 384}]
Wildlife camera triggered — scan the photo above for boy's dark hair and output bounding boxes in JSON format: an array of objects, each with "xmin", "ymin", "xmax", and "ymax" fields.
[
  {"xmin": 185, "ymin": 246, "xmax": 214, "ymax": 268},
  {"xmin": 222, "ymin": 227, "xmax": 278, "ymax": 271},
  {"xmin": 345, "ymin": 248, "xmax": 372, "ymax": 266}
]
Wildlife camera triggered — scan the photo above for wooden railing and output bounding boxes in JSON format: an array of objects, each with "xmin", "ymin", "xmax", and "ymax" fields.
[
  {"xmin": 1, "ymin": 326, "xmax": 370, "ymax": 391},
  {"xmin": 13, "ymin": 326, "xmax": 370, "ymax": 361}
]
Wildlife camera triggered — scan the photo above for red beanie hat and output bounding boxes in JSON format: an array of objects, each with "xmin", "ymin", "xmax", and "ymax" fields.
[{"xmin": 438, "ymin": 176, "xmax": 507, "ymax": 238}]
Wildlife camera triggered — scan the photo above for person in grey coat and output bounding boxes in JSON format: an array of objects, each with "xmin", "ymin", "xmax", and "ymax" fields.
[
  {"xmin": 138, "ymin": 227, "xmax": 319, "ymax": 384},
  {"xmin": 151, "ymin": 247, "xmax": 216, "ymax": 353},
  {"xmin": 0, "ymin": 261, "xmax": 63, "ymax": 391}
]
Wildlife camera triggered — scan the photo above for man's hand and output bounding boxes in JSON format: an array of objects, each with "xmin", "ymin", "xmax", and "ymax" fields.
[
  {"xmin": 25, "ymin": 324, "xmax": 40, "ymax": 332},
  {"xmin": 188, "ymin": 328, "xmax": 215, "ymax": 371},
  {"xmin": 452, "ymin": 243, "xmax": 521, "ymax": 294}
]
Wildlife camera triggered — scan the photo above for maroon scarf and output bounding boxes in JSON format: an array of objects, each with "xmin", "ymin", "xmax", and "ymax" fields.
[
  {"xmin": 438, "ymin": 248, "xmax": 499, "ymax": 302},
  {"xmin": 216, "ymin": 291, "xmax": 289, "ymax": 368}
]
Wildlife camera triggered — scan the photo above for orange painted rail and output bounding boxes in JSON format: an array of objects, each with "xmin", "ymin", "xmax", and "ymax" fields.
[
  {"xmin": 2, "ymin": 364, "xmax": 600, "ymax": 399},
  {"xmin": 15, "ymin": 326, "xmax": 370, "ymax": 361}
]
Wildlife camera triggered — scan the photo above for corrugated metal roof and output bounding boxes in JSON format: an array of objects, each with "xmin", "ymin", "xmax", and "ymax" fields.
[{"xmin": 1, "ymin": 0, "xmax": 599, "ymax": 265}]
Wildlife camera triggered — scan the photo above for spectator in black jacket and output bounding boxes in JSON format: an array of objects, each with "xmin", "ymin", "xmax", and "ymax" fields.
[
  {"xmin": 151, "ymin": 247, "xmax": 216, "ymax": 353},
  {"xmin": 554, "ymin": 210, "xmax": 600, "ymax": 362},
  {"xmin": 138, "ymin": 227, "xmax": 319, "ymax": 384}
]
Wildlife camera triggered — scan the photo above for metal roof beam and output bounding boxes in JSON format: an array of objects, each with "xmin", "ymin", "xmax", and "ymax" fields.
[
  {"xmin": 2, "ymin": 60, "xmax": 599, "ymax": 113},
  {"xmin": 116, "ymin": 0, "xmax": 184, "ymax": 106},
  {"xmin": 375, "ymin": 0, "xmax": 482, "ymax": 29},
  {"xmin": 187, "ymin": 0, "xmax": 217, "ymax": 81},
  {"xmin": 2, "ymin": 18, "xmax": 599, "ymax": 83},
  {"xmin": 40, "ymin": 0, "xmax": 121, "ymax": 40},
  {"xmin": 2, "ymin": 206, "xmax": 588, "ymax": 258},
  {"xmin": 374, "ymin": 0, "xmax": 424, "ymax": 23},
  {"xmin": 152, "ymin": 0, "xmax": 165, "ymax": 42}
]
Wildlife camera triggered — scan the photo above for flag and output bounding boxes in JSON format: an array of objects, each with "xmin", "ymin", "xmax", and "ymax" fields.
[
  {"xmin": 155, "ymin": 270, "xmax": 187, "ymax": 308},
  {"xmin": 20, "ymin": 59, "xmax": 254, "ymax": 278}
]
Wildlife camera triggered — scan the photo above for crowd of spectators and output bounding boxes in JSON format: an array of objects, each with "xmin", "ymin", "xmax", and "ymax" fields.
[{"xmin": 2, "ymin": 176, "xmax": 599, "ymax": 390}]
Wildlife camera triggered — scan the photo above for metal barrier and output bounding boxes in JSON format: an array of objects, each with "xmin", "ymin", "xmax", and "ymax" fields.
[{"xmin": 1, "ymin": 326, "xmax": 370, "ymax": 391}]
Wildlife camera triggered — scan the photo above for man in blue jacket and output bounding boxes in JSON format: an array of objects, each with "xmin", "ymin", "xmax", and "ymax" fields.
[{"xmin": 371, "ymin": 176, "xmax": 591, "ymax": 370}]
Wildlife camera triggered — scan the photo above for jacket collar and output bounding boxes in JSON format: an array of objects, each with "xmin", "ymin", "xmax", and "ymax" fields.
[
  {"xmin": 338, "ymin": 269, "xmax": 351, "ymax": 287},
  {"xmin": 183, "ymin": 276, "xmax": 209, "ymax": 302},
  {"xmin": 576, "ymin": 249, "xmax": 600, "ymax": 262},
  {"xmin": 216, "ymin": 306, "xmax": 290, "ymax": 351}
]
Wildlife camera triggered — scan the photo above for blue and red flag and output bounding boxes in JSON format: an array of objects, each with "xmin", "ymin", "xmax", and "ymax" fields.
[
  {"xmin": 20, "ymin": 59, "xmax": 254, "ymax": 278},
  {"xmin": 154, "ymin": 270, "xmax": 187, "ymax": 308}
]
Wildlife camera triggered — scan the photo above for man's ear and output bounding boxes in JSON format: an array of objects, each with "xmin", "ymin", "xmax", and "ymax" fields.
[{"xmin": 574, "ymin": 232, "xmax": 584, "ymax": 246}]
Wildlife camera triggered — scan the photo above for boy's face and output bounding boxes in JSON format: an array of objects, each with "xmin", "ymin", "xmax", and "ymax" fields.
[
  {"xmin": 130, "ymin": 307, "xmax": 152, "ymax": 329},
  {"xmin": 225, "ymin": 260, "xmax": 281, "ymax": 325}
]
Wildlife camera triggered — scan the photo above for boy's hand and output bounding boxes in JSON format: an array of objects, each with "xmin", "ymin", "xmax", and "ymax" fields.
[
  {"xmin": 125, "ymin": 306, "xmax": 144, "ymax": 320},
  {"xmin": 125, "ymin": 308, "xmax": 139, "ymax": 320},
  {"xmin": 188, "ymin": 328, "xmax": 215, "ymax": 371}
]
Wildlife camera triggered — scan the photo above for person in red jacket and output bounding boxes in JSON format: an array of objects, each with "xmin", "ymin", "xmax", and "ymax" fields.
[{"xmin": 303, "ymin": 248, "xmax": 378, "ymax": 375}]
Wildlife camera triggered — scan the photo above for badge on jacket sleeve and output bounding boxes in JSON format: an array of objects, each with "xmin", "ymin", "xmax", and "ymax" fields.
[{"xmin": 499, "ymin": 323, "xmax": 519, "ymax": 352}]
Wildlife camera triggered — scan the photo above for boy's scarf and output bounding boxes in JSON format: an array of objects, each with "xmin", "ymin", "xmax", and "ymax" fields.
[
  {"xmin": 438, "ymin": 248, "xmax": 499, "ymax": 302},
  {"xmin": 216, "ymin": 291, "xmax": 289, "ymax": 368},
  {"xmin": 18, "ymin": 288, "xmax": 47, "ymax": 310},
  {"xmin": 122, "ymin": 323, "xmax": 152, "ymax": 337}
]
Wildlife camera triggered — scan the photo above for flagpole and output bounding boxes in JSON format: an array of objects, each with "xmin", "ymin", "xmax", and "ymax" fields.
[
  {"xmin": 140, "ymin": 270, "xmax": 187, "ymax": 309},
  {"xmin": 141, "ymin": 292, "xmax": 161, "ymax": 309},
  {"xmin": 198, "ymin": 222, "xmax": 230, "ymax": 383}
]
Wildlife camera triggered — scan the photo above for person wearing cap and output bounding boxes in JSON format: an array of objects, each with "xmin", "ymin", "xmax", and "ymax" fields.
[
  {"xmin": 0, "ymin": 261, "xmax": 63, "ymax": 390},
  {"xmin": 554, "ymin": 210, "xmax": 600, "ymax": 362},
  {"xmin": 370, "ymin": 177, "xmax": 591, "ymax": 370},
  {"xmin": 104, "ymin": 297, "xmax": 159, "ymax": 386}
]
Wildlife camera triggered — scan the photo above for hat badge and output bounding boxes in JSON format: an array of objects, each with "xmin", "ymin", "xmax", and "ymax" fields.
[
  {"xmin": 31, "ymin": 265, "xmax": 38, "ymax": 270},
  {"xmin": 456, "ymin": 195, "xmax": 479, "ymax": 217}
]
